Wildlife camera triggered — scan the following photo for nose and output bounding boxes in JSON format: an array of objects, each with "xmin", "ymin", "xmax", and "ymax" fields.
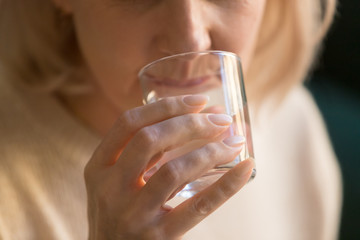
[{"xmin": 156, "ymin": 0, "xmax": 212, "ymax": 55}]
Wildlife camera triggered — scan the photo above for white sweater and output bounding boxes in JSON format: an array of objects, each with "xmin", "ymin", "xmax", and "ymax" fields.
[{"xmin": 0, "ymin": 78, "xmax": 342, "ymax": 240}]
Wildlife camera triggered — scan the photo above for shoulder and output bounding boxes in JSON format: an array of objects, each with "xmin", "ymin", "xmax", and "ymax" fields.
[
  {"xmin": 0, "ymin": 78, "xmax": 94, "ymax": 239},
  {"xmin": 257, "ymin": 85, "xmax": 342, "ymax": 190},
  {"xmin": 265, "ymin": 85, "xmax": 335, "ymax": 151},
  {"xmin": 255, "ymin": 85, "xmax": 337, "ymax": 161},
  {"xmin": 0, "ymin": 78, "xmax": 54, "ymax": 169},
  {"xmin": 278, "ymin": 85, "xmax": 338, "ymax": 162},
  {"xmin": 0, "ymin": 80, "xmax": 49, "ymax": 237},
  {"xmin": 0, "ymin": 76, "xmax": 99, "ymax": 161},
  {"xmin": 272, "ymin": 85, "xmax": 341, "ymax": 186},
  {"xmin": 275, "ymin": 85, "xmax": 342, "ymax": 238}
]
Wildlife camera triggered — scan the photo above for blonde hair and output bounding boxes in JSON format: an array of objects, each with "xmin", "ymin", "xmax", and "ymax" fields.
[
  {"xmin": 0, "ymin": 0, "xmax": 336, "ymax": 99},
  {"xmin": 247, "ymin": 0, "xmax": 336, "ymax": 103},
  {"xmin": 0, "ymin": 0, "xmax": 81, "ymax": 92}
]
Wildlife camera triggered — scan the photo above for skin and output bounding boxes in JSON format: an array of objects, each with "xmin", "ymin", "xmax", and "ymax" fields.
[{"xmin": 53, "ymin": 0, "xmax": 266, "ymax": 238}]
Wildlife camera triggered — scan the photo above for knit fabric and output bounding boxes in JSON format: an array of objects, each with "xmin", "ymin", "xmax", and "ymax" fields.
[{"xmin": 0, "ymin": 78, "xmax": 342, "ymax": 240}]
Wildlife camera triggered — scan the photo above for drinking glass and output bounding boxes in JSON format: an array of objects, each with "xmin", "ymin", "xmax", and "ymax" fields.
[{"xmin": 138, "ymin": 51, "xmax": 255, "ymax": 198}]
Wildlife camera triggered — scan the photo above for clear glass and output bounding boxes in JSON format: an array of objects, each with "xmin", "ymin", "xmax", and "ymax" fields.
[{"xmin": 138, "ymin": 51, "xmax": 255, "ymax": 198}]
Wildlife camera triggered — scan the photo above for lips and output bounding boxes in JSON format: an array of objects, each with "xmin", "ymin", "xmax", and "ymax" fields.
[{"xmin": 146, "ymin": 74, "xmax": 212, "ymax": 89}]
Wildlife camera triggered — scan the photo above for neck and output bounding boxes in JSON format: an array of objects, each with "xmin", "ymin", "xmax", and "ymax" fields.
[{"xmin": 58, "ymin": 86, "xmax": 120, "ymax": 137}]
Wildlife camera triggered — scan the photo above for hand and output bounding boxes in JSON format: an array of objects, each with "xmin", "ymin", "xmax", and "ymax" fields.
[{"xmin": 84, "ymin": 95, "xmax": 254, "ymax": 240}]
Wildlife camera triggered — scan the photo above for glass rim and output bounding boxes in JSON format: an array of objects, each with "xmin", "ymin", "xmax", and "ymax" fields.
[{"xmin": 138, "ymin": 50, "xmax": 242, "ymax": 79}]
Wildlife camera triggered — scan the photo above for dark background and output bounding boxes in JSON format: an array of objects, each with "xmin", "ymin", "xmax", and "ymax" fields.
[{"xmin": 306, "ymin": 0, "xmax": 360, "ymax": 239}]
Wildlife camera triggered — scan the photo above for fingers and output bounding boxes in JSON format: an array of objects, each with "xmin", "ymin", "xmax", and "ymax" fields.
[
  {"xmin": 202, "ymin": 105, "xmax": 225, "ymax": 114},
  {"xmin": 134, "ymin": 136, "xmax": 246, "ymax": 217},
  {"xmin": 115, "ymin": 113, "xmax": 234, "ymax": 183},
  {"xmin": 90, "ymin": 95, "xmax": 209, "ymax": 166},
  {"xmin": 162, "ymin": 159, "xmax": 254, "ymax": 238}
]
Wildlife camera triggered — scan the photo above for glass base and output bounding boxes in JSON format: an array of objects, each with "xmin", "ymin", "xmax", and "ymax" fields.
[{"xmin": 176, "ymin": 166, "xmax": 256, "ymax": 198}]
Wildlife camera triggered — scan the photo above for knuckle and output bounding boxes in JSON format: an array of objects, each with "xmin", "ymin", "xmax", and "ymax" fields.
[
  {"xmin": 120, "ymin": 109, "xmax": 139, "ymax": 129},
  {"xmin": 186, "ymin": 143, "xmax": 221, "ymax": 168},
  {"xmin": 216, "ymin": 179, "xmax": 238, "ymax": 198},
  {"xmin": 188, "ymin": 149, "xmax": 208, "ymax": 168},
  {"xmin": 192, "ymin": 196, "xmax": 213, "ymax": 216},
  {"xmin": 185, "ymin": 114, "xmax": 204, "ymax": 133},
  {"xmin": 83, "ymin": 163, "xmax": 92, "ymax": 182},
  {"xmin": 83, "ymin": 161, "xmax": 100, "ymax": 187},
  {"xmin": 203, "ymin": 143, "xmax": 221, "ymax": 159},
  {"xmin": 160, "ymin": 160, "xmax": 182, "ymax": 183},
  {"xmin": 136, "ymin": 126, "xmax": 159, "ymax": 147},
  {"xmin": 159, "ymin": 98, "xmax": 177, "ymax": 116},
  {"xmin": 189, "ymin": 143, "xmax": 224, "ymax": 168}
]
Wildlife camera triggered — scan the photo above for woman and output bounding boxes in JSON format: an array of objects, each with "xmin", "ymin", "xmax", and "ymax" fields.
[{"xmin": 0, "ymin": 0, "xmax": 342, "ymax": 239}]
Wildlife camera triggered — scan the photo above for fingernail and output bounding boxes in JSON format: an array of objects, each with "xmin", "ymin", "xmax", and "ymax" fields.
[
  {"xmin": 208, "ymin": 114, "xmax": 232, "ymax": 126},
  {"xmin": 223, "ymin": 135, "xmax": 245, "ymax": 148},
  {"xmin": 183, "ymin": 95, "xmax": 209, "ymax": 106}
]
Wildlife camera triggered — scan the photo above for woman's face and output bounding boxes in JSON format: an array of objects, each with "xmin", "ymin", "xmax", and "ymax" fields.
[{"xmin": 64, "ymin": 0, "xmax": 266, "ymax": 111}]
